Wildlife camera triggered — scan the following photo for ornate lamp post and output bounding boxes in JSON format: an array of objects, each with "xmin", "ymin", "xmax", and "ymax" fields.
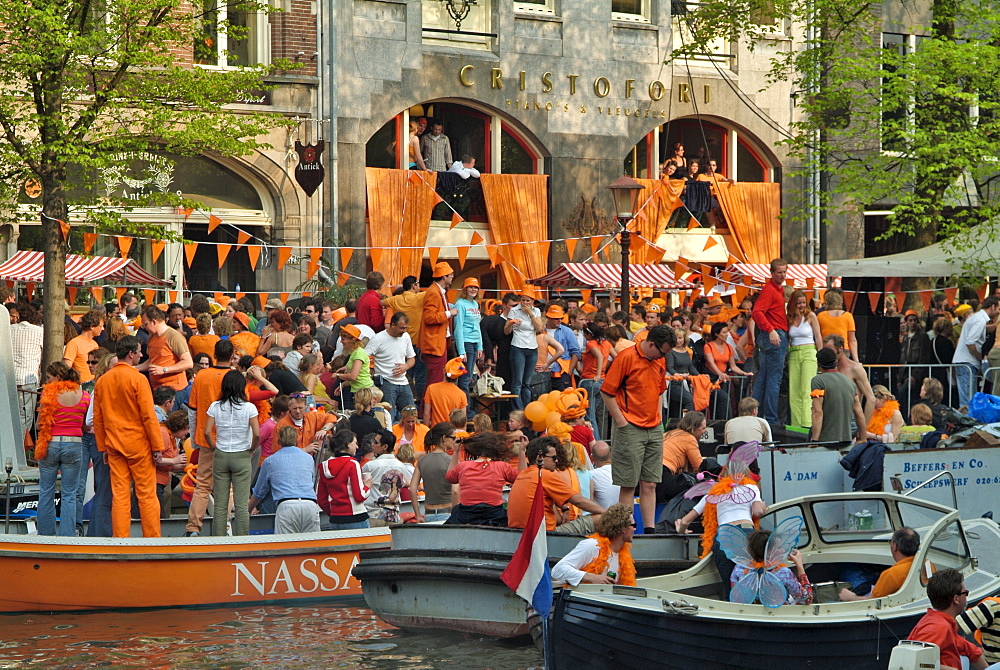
[{"xmin": 607, "ymin": 175, "xmax": 644, "ymax": 317}]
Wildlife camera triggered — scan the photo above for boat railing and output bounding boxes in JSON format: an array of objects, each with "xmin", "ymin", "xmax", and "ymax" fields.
[
  {"xmin": 893, "ymin": 470, "xmax": 958, "ymax": 510},
  {"xmin": 861, "ymin": 362, "xmax": 966, "ymax": 411}
]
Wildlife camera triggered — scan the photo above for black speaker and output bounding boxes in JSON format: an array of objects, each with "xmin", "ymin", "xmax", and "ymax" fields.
[{"xmin": 854, "ymin": 315, "xmax": 900, "ymax": 365}]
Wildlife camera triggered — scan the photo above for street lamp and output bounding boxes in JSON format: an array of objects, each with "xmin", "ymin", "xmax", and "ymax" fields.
[{"xmin": 607, "ymin": 175, "xmax": 644, "ymax": 317}]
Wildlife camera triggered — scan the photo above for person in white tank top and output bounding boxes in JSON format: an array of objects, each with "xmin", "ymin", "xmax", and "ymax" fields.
[{"xmin": 786, "ymin": 290, "xmax": 823, "ymax": 429}]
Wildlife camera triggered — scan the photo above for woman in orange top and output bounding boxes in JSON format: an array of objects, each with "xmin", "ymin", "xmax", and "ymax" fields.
[
  {"xmin": 817, "ymin": 290, "xmax": 858, "ymax": 360},
  {"xmin": 63, "ymin": 310, "xmax": 103, "ymax": 384},
  {"xmin": 393, "ymin": 405, "xmax": 429, "ymax": 454},
  {"xmin": 703, "ymin": 322, "xmax": 752, "ymax": 383},
  {"xmin": 188, "ymin": 313, "xmax": 220, "ymax": 364},
  {"xmin": 580, "ymin": 323, "xmax": 612, "ymax": 441}
]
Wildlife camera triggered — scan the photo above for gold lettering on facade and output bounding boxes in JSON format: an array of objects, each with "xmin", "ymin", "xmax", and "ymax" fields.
[
  {"xmin": 519, "ymin": 71, "xmax": 526, "ymax": 91},
  {"xmin": 567, "ymin": 74, "xmax": 579, "ymax": 95},
  {"xmin": 704, "ymin": 85, "xmax": 711, "ymax": 103},
  {"xmin": 679, "ymin": 83, "xmax": 690, "ymax": 102},
  {"xmin": 541, "ymin": 72, "xmax": 553, "ymax": 93},
  {"xmin": 491, "ymin": 68, "xmax": 503, "ymax": 89},
  {"xmin": 594, "ymin": 77, "xmax": 610, "ymax": 98},
  {"xmin": 649, "ymin": 80, "xmax": 665, "ymax": 101},
  {"xmin": 625, "ymin": 79, "xmax": 635, "ymax": 98},
  {"xmin": 459, "ymin": 65, "xmax": 475, "ymax": 86}
]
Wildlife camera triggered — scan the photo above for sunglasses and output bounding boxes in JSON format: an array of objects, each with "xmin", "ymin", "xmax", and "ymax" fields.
[
  {"xmin": 629, "ymin": 523, "xmax": 638, "ymax": 528},
  {"xmin": 958, "ymin": 590, "xmax": 969, "ymax": 596},
  {"xmin": 289, "ymin": 393, "xmax": 308, "ymax": 399}
]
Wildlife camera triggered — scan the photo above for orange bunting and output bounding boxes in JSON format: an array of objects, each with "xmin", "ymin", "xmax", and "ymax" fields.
[
  {"xmin": 83, "ymin": 233, "xmax": 98, "ymax": 254},
  {"xmin": 277, "ymin": 247, "xmax": 292, "ymax": 271},
  {"xmin": 735, "ymin": 285, "xmax": 750, "ymax": 305},
  {"xmin": 151, "ymin": 240, "xmax": 166, "ymax": 263},
  {"xmin": 208, "ymin": 214, "xmax": 222, "ymax": 234},
  {"xmin": 456, "ymin": 246, "xmax": 470, "ymax": 269},
  {"xmin": 59, "ymin": 219, "xmax": 71, "ymax": 242},
  {"xmin": 590, "ymin": 236, "xmax": 602, "ymax": 259},
  {"xmin": 184, "ymin": 243, "xmax": 198, "ymax": 267},
  {"xmin": 25, "ymin": 283, "xmax": 35, "ymax": 300},
  {"xmin": 339, "ymin": 247, "xmax": 353, "ymax": 270},
  {"xmin": 169, "ymin": 291, "xmax": 178, "ymax": 303},
  {"xmin": 337, "ymin": 272, "xmax": 349, "ymax": 286},
  {"xmin": 895, "ymin": 292, "xmax": 907, "ymax": 311},
  {"xmin": 842, "ymin": 291, "xmax": 856, "ymax": 311},
  {"xmin": 257, "ymin": 293, "xmax": 269, "ymax": 307},
  {"xmin": 428, "ymin": 247, "xmax": 441, "ymax": 268},
  {"xmin": 235, "ymin": 291, "xmax": 245, "ymax": 301},
  {"xmin": 728, "ymin": 254, "xmax": 742, "ymax": 266},
  {"xmin": 90, "ymin": 287, "xmax": 103, "ymax": 303},
  {"xmin": 117, "ymin": 236, "xmax": 133, "ymax": 259},
  {"xmin": 307, "ymin": 248, "xmax": 322, "ymax": 279},
  {"xmin": 450, "ymin": 212, "xmax": 464, "ymax": 230},
  {"xmin": 143, "ymin": 289, "xmax": 156, "ymax": 305},
  {"xmin": 687, "ymin": 217, "xmax": 701, "ymax": 230},
  {"xmin": 581, "ymin": 289, "xmax": 592, "ymax": 304},
  {"xmin": 539, "ymin": 240, "xmax": 551, "ymax": 263},
  {"xmin": 918, "ymin": 290, "xmax": 933, "ymax": 312},
  {"xmin": 180, "ymin": 207, "xmax": 194, "ymax": 220},
  {"xmin": 868, "ymin": 291, "xmax": 881, "ymax": 313},
  {"xmin": 301, "ymin": 292, "xmax": 312, "ymax": 298},
  {"xmin": 114, "ymin": 287, "xmax": 126, "ymax": 300},
  {"xmin": 485, "ymin": 245, "xmax": 501, "ymax": 268},
  {"xmin": 408, "ymin": 170, "xmax": 422, "ymax": 184},
  {"xmin": 977, "ymin": 283, "xmax": 989, "ymax": 302},
  {"xmin": 247, "ymin": 245, "xmax": 262, "ymax": 271},
  {"xmin": 805, "ymin": 277, "xmax": 815, "ymax": 289},
  {"xmin": 944, "ymin": 287, "xmax": 958, "ymax": 306},
  {"xmin": 565, "ymin": 238, "xmax": 578, "ymax": 260},
  {"xmin": 703, "ymin": 274, "xmax": 717, "ymax": 294},
  {"xmin": 279, "ymin": 292, "xmax": 290, "ymax": 305},
  {"xmin": 237, "ymin": 231, "xmax": 252, "ymax": 247},
  {"xmin": 217, "ymin": 244, "xmax": 231, "ymax": 268},
  {"xmin": 470, "ymin": 231, "xmax": 484, "ymax": 246},
  {"xmin": 370, "ymin": 247, "xmax": 383, "ymax": 271},
  {"xmin": 67, "ymin": 287, "xmax": 78, "ymax": 305},
  {"xmin": 213, "ymin": 292, "xmax": 223, "ymax": 303},
  {"xmin": 703, "ymin": 237, "xmax": 719, "ymax": 252}
]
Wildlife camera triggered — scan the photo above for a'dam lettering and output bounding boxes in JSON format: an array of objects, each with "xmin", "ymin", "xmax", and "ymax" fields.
[{"xmin": 231, "ymin": 555, "xmax": 360, "ymax": 597}]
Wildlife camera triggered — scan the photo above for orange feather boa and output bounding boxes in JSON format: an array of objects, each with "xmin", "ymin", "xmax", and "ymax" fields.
[
  {"xmin": 867, "ymin": 399, "xmax": 900, "ymax": 437},
  {"xmin": 34, "ymin": 380, "xmax": 82, "ymax": 461},
  {"xmin": 699, "ymin": 476, "xmax": 759, "ymax": 558},
  {"xmin": 580, "ymin": 534, "xmax": 636, "ymax": 586}
]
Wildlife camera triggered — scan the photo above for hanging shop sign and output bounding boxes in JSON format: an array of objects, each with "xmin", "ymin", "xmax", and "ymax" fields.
[{"xmin": 294, "ymin": 140, "xmax": 325, "ymax": 197}]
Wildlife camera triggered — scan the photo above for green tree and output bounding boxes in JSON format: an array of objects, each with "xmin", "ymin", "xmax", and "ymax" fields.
[
  {"xmin": 0, "ymin": 0, "xmax": 293, "ymax": 363},
  {"xmin": 673, "ymin": 0, "xmax": 1000, "ymax": 295}
]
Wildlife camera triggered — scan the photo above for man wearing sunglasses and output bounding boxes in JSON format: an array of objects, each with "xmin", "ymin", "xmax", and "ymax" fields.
[{"xmin": 909, "ymin": 568, "xmax": 986, "ymax": 670}]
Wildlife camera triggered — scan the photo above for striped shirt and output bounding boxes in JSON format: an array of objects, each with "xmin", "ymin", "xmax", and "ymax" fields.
[
  {"xmin": 11, "ymin": 321, "xmax": 43, "ymax": 385},
  {"xmin": 958, "ymin": 597, "xmax": 1000, "ymax": 663}
]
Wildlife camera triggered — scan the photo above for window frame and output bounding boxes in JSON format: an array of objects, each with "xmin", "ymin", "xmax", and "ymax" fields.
[
  {"xmin": 194, "ymin": 0, "xmax": 270, "ymax": 70},
  {"xmin": 612, "ymin": 0, "xmax": 652, "ymax": 24},
  {"xmin": 514, "ymin": 0, "xmax": 557, "ymax": 18}
]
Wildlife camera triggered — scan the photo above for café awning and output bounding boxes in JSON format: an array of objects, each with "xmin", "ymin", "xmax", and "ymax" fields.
[
  {"xmin": 529, "ymin": 263, "xmax": 695, "ymax": 289},
  {"xmin": 0, "ymin": 250, "xmax": 172, "ymax": 288},
  {"xmin": 734, "ymin": 263, "xmax": 838, "ymax": 288}
]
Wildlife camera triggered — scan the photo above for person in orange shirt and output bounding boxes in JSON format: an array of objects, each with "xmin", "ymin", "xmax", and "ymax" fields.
[
  {"xmin": 423, "ymin": 357, "xmax": 469, "ymax": 427},
  {"xmin": 601, "ymin": 325, "xmax": 675, "ymax": 534},
  {"xmin": 188, "ymin": 313, "xmax": 219, "ymax": 364},
  {"xmin": 420, "ymin": 261, "xmax": 457, "ymax": 388},
  {"xmin": 63, "ymin": 309, "xmax": 104, "ymax": 384},
  {"xmin": 156, "ymin": 410, "xmax": 190, "ymax": 518},
  {"xmin": 230, "ymin": 312, "xmax": 261, "ymax": 359},
  {"xmin": 632, "ymin": 303, "xmax": 662, "ymax": 345},
  {"xmin": 92, "ymin": 336, "xmax": 164, "ymax": 537},
  {"xmin": 140, "ymin": 306, "xmax": 193, "ymax": 391},
  {"xmin": 393, "ymin": 405, "xmax": 429, "ymax": 454},
  {"xmin": 275, "ymin": 394, "xmax": 338, "ymax": 453}
]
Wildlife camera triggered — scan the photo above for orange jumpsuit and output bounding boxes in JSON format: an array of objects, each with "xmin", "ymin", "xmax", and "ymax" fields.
[{"xmin": 93, "ymin": 362, "xmax": 163, "ymax": 537}]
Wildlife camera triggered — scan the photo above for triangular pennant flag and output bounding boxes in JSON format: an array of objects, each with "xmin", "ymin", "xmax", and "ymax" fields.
[
  {"xmin": 785, "ymin": 277, "xmax": 795, "ymax": 287},
  {"xmin": 59, "ymin": 219, "xmax": 71, "ymax": 242},
  {"xmin": 450, "ymin": 212, "xmax": 463, "ymax": 230},
  {"xmin": 743, "ymin": 275, "xmax": 754, "ymax": 286},
  {"xmin": 919, "ymin": 290, "xmax": 933, "ymax": 312},
  {"xmin": 151, "ymin": 240, "xmax": 166, "ymax": 263},
  {"xmin": 896, "ymin": 292, "xmax": 907, "ymax": 311},
  {"xmin": 720, "ymin": 271, "xmax": 734, "ymax": 284},
  {"xmin": 703, "ymin": 236, "xmax": 719, "ymax": 251},
  {"xmin": 805, "ymin": 277, "xmax": 815, "ymax": 289},
  {"xmin": 184, "ymin": 242, "xmax": 198, "ymax": 267},
  {"xmin": 590, "ymin": 236, "xmax": 602, "ymax": 259},
  {"xmin": 217, "ymin": 244, "xmax": 232, "ymax": 268},
  {"xmin": 248, "ymin": 245, "xmax": 262, "ymax": 271},
  {"xmin": 213, "ymin": 292, "xmax": 223, "ymax": 303},
  {"xmin": 602, "ymin": 244, "xmax": 614, "ymax": 263},
  {"xmin": 703, "ymin": 274, "xmax": 718, "ymax": 294},
  {"xmin": 485, "ymin": 245, "xmax": 500, "ymax": 268},
  {"xmin": 277, "ymin": 247, "xmax": 292, "ymax": 271},
  {"xmin": 687, "ymin": 216, "xmax": 701, "ymax": 230},
  {"xmin": 456, "ymin": 246, "xmax": 470, "ymax": 269},
  {"xmin": 944, "ymin": 287, "xmax": 958, "ymax": 306},
  {"xmin": 307, "ymin": 248, "xmax": 322, "ymax": 279},
  {"xmin": 208, "ymin": 214, "xmax": 222, "ymax": 234},
  {"xmin": 977, "ymin": 283, "xmax": 989, "ymax": 302},
  {"xmin": 408, "ymin": 170, "xmax": 421, "ymax": 184},
  {"xmin": 339, "ymin": 247, "xmax": 353, "ymax": 270},
  {"xmin": 181, "ymin": 207, "xmax": 194, "ymax": 220},
  {"xmin": 237, "ymin": 230, "xmax": 252, "ymax": 247},
  {"xmin": 83, "ymin": 233, "xmax": 98, "ymax": 254},
  {"xmin": 91, "ymin": 287, "xmax": 103, "ymax": 303},
  {"xmin": 842, "ymin": 291, "xmax": 856, "ymax": 311},
  {"xmin": 565, "ymin": 238, "xmax": 578, "ymax": 260},
  {"xmin": 235, "ymin": 291, "xmax": 245, "ymax": 301},
  {"xmin": 169, "ymin": 291, "xmax": 178, "ymax": 304},
  {"xmin": 302, "ymin": 291, "xmax": 312, "ymax": 298},
  {"xmin": 258, "ymin": 293, "xmax": 269, "ymax": 307},
  {"xmin": 539, "ymin": 240, "xmax": 551, "ymax": 262},
  {"xmin": 581, "ymin": 289, "xmax": 592, "ymax": 305},
  {"xmin": 728, "ymin": 254, "xmax": 742, "ymax": 266},
  {"xmin": 143, "ymin": 289, "xmax": 156, "ymax": 305},
  {"xmin": 370, "ymin": 247, "xmax": 383, "ymax": 270},
  {"xmin": 735, "ymin": 285, "xmax": 750, "ymax": 305},
  {"xmin": 432, "ymin": 191, "xmax": 444, "ymax": 206},
  {"xmin": 447, "ymin": 289, "xmax": 459, "ymax": 304},
  {"xmin": 470, "ymin": 231, "xmax": 484, "ymax": 246},
  {"xmin": 25, "ymin": 283, "xmax": 35, "ymax": 300},
  {"xmin": 337, "ymin": 272, "xmax": 349, "ymax": 286},
  {"xmin": 421, "ymin": 246, "xmax": 436, "ymax": 268},
  {"xmin": 868, "ymin": 291, "xmax": 881, "ymax": 313},
  {"xmin": 115, "ymin": 287, "xmax": 126, "ymax": 300},
  {"xmin": 67, "ymin": 287, "xmax": 78, "ymax": 305},
  {"xmin": 280, "ymin": 292, "xmax": 290, "ymax": 305},
  {"xmin": 117, "ymin": 236, "xmax": 133, "ymax": 259},
  {"xmin": 690, "ymin": 287, "xmax": 701, "ymax": 302}
]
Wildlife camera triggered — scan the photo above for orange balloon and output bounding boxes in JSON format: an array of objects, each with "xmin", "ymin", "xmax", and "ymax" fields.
[
  {"xmin": 544, "ymin": 391, "xmax": 561, "ymax": 410},
  {"xmin": 545, "ymin": 410, "xmax": 562, "ymax": 428},
  {"xmin": 532, "ymin": 420, "xmax": 548, "ymax": 432},
  {"xmin": 524, "ymin": 401, "xmax": 548, "ymax": 423}
]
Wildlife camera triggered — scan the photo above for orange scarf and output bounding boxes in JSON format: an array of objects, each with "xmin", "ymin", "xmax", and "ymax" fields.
[
  {"xmin": 580, "ymin": 534, "xmax": 636, "ymax": 586},
  {"xmin": 867, "ymin": 400, "xmax": 900, "ymax": 437},
  {"xmin": 699, "ymin": 476, "xmax": 758, "ymax": 558},
  {"xmin": 35, "ymin": 380, "xmax": 82, "ymax": 461}
]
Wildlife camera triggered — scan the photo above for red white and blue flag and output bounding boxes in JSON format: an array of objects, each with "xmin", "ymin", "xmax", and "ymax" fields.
[{"xmin": 501, "ymin": 476, "xmax": 552, "ymax": 617}]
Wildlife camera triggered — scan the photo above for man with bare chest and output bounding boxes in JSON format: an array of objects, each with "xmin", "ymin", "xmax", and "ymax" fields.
[{"xmin": 824, "ymin": 334, "xmax": 875, "ymax": 431}]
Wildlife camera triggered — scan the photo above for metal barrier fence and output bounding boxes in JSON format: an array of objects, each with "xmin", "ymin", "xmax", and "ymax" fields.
[
  {"xmin": 861, "ymin": 362, "xmax": 968, "ymax": 412},
  {"xmin": 662, "ymin": 376, "xmax": 755, "ymax": 423}
]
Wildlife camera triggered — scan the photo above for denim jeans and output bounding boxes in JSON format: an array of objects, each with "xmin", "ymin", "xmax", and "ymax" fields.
[
  {"xmin": 37, "ymin": 439, "xmax": 82, "ymax": 536},
  {"xmin": 327, "ymin": 519, "xmax": 371, "ymax": 531},
  {"xmin": 458, "ymin": 342, "xmax": 479, "ymax": 416},
  {"xmin": 752, "ymin": 327, "xmax": 788, "ymax": 425},
  {"xmin": 955, "ymin": 362, "xmax": 979, "ymax": 411},
  {"xmin": 83, "ymin": 433, "xmax": 113, "ymax": 537},
  {"xmin": 580, "ymin": 378, "xmax": 604, "ymax": 442},
  {"xmin": 412, "ymin": 346, "xmax": 427, "ymax": 406},
  {"xmin": 509, "ymin": 346, "xmax": 538, "ymax": 410},
  {"xmin": 380, "ymin": 381, "xmax": 415, "ymax": 424}
]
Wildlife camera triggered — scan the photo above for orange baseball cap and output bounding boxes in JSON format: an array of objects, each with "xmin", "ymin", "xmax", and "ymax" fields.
[
  {"xmin": 233, "ymin": 312, "xmax": 250, "ymax": 330},
  {"xmin": 341, "ymin": 324, "xmax": 362, "ymax": 340},
  {"xmin": 444, "ymin": 357, "xmax": 467, "ymax": 379},
  {"xmin": 252, "ymin": 356, "xmax": 271, "ymax": 368}
]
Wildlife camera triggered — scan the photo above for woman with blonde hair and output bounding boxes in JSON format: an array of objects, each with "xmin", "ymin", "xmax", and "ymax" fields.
[
  {"xmin": 407, "ymin": 120, "xmax": 429, "ymax": 171},
  {"xmin": 867, "ymin": 385, "xmax": 904, "ymax": 443},
  {"xmin": 393, "ymin": 404, "xmax": 429, "ymax": 454},
  {"xmin": 552, "ymin": 503, "xmax": 637, "ymax": 586},
  {"xmin": 296, "ymin": 354, "xmax": 335, "ymax": 409},
  {"xmin": 786, "ymin": 289, "xmax": 823, "ymax": 428},
  {"xmin": 349, "ymin": 386, "xmax": 383, "ymax": 442},
  {"xmin": 817, "ymin": 290, "xmax": 858, "ymax": 360},
  {"xmin": 333, "ymin": 323, "xmax": 373, "ymax": 410},
  {"xmin": 100, "ymin": 314, "xmax": 128, "ymax": 354}
]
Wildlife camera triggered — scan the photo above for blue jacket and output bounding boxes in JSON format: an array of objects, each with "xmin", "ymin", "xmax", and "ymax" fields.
[
  {"xmin": 839, "ymin": 440, "xmax": 890, "ymax": 492},
  {"xmin": 453, "ymin": 298, "xmax": 482, "ymax": 351}
]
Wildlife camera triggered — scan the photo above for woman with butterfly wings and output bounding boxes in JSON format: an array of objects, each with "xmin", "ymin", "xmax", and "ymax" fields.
[
  {"xmin": 719, "ymin": 516, "xmax": 813, "ymax": 607},
  {"xmin": 674, "ymin": 441, "xmax": 768, "ymax": 598}
]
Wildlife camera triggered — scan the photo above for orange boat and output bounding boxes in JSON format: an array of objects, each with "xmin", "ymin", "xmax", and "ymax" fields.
[{"xmin": 0, "ymin": 529, "xmax": 390, "ymax": 612}]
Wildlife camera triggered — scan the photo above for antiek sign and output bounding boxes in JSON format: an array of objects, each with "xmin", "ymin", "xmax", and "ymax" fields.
[{"xmin": 294, "ymin": 141, "xmax": 325, "ymax": 197}]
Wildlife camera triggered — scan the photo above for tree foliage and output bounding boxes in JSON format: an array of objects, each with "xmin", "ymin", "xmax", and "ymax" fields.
[{"xmin": 0, "ymin": 0, "xmax": 295, "ymax": 362}]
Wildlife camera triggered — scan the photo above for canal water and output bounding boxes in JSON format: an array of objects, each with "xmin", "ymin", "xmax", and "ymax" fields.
[{"xmin": 0, "ymin": 603, "xmax": 543, "ymax": 669}]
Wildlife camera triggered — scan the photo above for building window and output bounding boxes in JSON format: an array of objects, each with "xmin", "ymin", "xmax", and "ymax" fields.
[
  {"xmin": 514, "ymin": 0, "xmax": 556, "ymax": 16},
  {"xmin": 671, "ymin": 16, "xmax": 731, "ymax": 67},
  {"xmin": 612, "ymin": 0, "xmax": 651, "ymax": 22},
  {"xmin": 195, "ymin": 0, "xmax": 268, "ymax": 67},
  {"xmin": 422, "ymin": 0, "xmax": 493, "ymax": 51}
]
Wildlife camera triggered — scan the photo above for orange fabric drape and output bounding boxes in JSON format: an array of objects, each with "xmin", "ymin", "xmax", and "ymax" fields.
[
  {"xmin": 716, "ymin": 182, "xmax": 781, "ymax": 264},
  {"xmin": 634, "ymin": 179, "xmax": 685, "ymax": 263},
  {"xmin": 480, "ymin": 174, "xmax": 549, "ymax": 289},
  {"xmin": 365, "ymin": 168, "xmax": 439, "ymax": 285}
]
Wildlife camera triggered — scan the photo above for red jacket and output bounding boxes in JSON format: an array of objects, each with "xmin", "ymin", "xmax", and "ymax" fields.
[
  {"xmin": 752, "ymin": 280, "xmax": 788, "ymax": 334},
  {"xmin": 318, "ymin": 456, "xmax": 369, "ymax": 517},
  {"xmin": 356, "ymin": 289, "xmax": 385, "ymax": 333}
]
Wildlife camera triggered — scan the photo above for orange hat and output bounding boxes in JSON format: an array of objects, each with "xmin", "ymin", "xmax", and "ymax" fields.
[
  {"xmin": 519, "ymin": 286, "xmax": 537, "ymax": 300},
  {"xmin": 341, "ymin": 323, "xmax": 362, "ymax": 340},
  {"xmin": 331, "ymin": 307, "xmax": 347, "ymax": 322},
  {"xmin": 707, "ymin": 297, "xmax": 725, "ymax": 307},
  {"xmin": 182, "ymin": 317, "xmax": 197, "ymax": 329},
  {"xmin": 560, "ymin": 402, "xmax": 587, "ymax": 421},
  {"xmin": 545, "ymin": 304, "xmax": 565, "ymax": 319},
  {"xmin": 233, "ymin": 312, "xmax": 250, "ymax": 330},
  {"xmin": 581, "ymin": 303, "xmax": 598, "ymax": 314},
  {"xmin": 218, "ymin": 296, "xmax": 232, "ymax": 307},
  {"xmin": 463, "ymin": 277, "xmax": 480, "ymax": 288},
  {"xmin": 432, "ymin": 261, "xmax": 455, "ymax": 279},
  {"xmin": 904, "ymin": 309, "xmax": 919, "ymax": 318},
  {"xmin": 650, "ymin": 297, "xmax": 667, "ymax": 308},
  {"xmin": 444, "ymin": 357, "xmax": 467, "ymax": 379},
  {"xmin": 646, "ymin": 303, "xmax": 662, "ymax": 313},
  {"xmin": 156, "ymin": 303, "xmax": 168, "ymax": 312},
  {"xmin": 252, "ymin": 356, "xmax": 271, "ymax": 368}
]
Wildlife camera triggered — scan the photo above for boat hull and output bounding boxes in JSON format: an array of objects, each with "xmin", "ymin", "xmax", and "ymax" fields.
[
  {"xmin": 0, "ymin": 529, "xmax": 390, "ymax": 612},
  {"xmin": 550, "ymin": 589, "xmax": 920, "ymax": 670}
]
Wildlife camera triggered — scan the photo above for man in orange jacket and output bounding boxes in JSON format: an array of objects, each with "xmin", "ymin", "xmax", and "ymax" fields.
[
  {"xmin": 275, "ymin": 394, "xmax": 339, "ymax": 452},
  {"xmin": 420, "ymin": 261, "xmax": 457, "ymax": 387},
  {"xmin": 93, "ymin": 336, "xmax": 164, "ymax": 537}
]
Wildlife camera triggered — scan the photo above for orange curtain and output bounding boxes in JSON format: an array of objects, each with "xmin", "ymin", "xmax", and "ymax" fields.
[
  {"xmin": 715, "ymin": 182, "xmax": 781, "ymax": 264},
  {"xmin": 480, "ymin": 174, "xmax": 549, "ymax": 289},
  {"xmin": 634, "ymin": 179, "xmax": 684, "ymax": 263},
  {"xmin": 365, "ymin": 168, "xmax": 439, "ymax": 286}
]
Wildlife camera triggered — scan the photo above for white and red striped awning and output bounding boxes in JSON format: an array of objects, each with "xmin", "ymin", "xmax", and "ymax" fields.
[
  {"xmin": 734, "ymin": 263, "xmax": 840, "ymax": 289},
  {"xmin": 0, "ymin": 250, "xmax": 172, "ymax": 287},
  {"xmin": 529, "ymin": 263, "xmax": 695, "ymax": 290}
]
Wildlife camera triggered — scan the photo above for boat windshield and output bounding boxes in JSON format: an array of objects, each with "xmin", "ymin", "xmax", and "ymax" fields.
[
  {"xmin": 759, "ymin": 505, "xmax": 810, "ymax": 549},
  {"xmin": 811, "ymin": 499, "xmax": 893, "ymax": 544},
  {"xmin": 921, "ymin": 519, "xmax": 972, "ymax": 573}
]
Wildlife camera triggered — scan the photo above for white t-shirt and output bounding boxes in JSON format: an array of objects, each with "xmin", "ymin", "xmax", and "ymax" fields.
[
  {"xmin": 590, "ymin": 464, "xmax": 621, "ymax": 510},
  {"xmin": 954, "ymin": 310, "xmax": 989, "ymax": 366},
  {"xmin": 207, "ymin": 399, "xmax": 259, "ymax": 452},
  {"xmin": 723, "ymin": 416, "xmax": 772, "ymax": 444},
  {"xmin": 366, "ymin": 330, "xmax": 416, "ymax": 385},
  {"xmin": 694, "ymin": 484, "xmax": 762, "ymax": 526},
  {"xmin": 508, "ymin": 304, "xmax": 540, "ymax": 349},
  {"xmin": 552, "ymin": 537, "xmax": 621, "ymax": 587}
]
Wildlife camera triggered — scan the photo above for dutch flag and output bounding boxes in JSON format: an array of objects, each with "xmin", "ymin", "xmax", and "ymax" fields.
[{"xmin": 501, "ymin": 476, "xmax": 553, "ymax": 618}]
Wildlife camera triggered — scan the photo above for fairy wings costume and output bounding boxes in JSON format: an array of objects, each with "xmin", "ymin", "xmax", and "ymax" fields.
[{"xmin": 717, "ymin": 516, "xmax": 806, "ymax": 608}]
